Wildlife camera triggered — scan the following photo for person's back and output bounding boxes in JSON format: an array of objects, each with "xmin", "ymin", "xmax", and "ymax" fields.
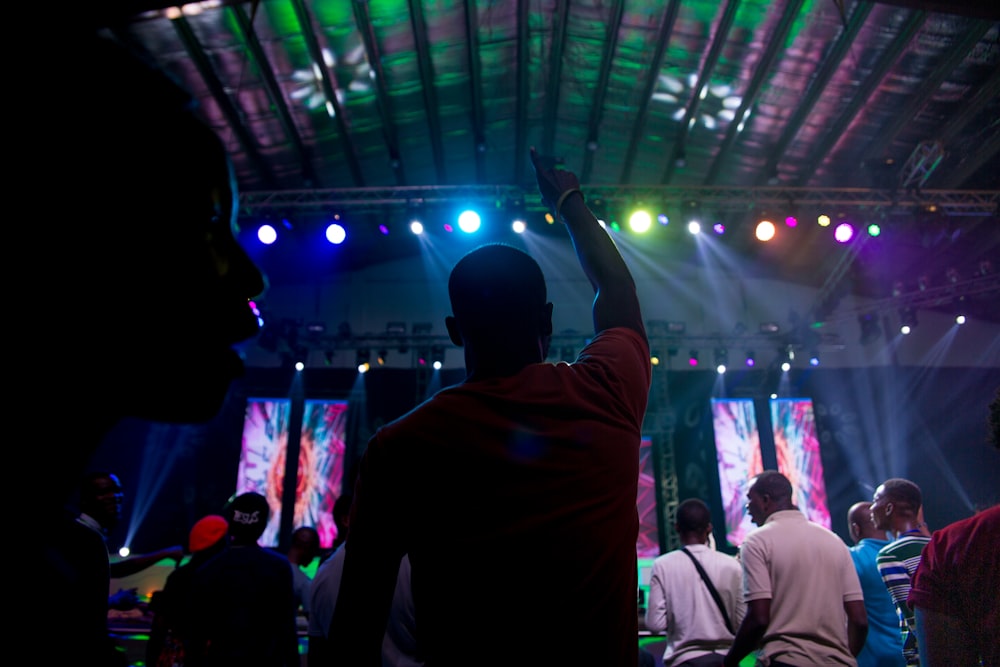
[
  {"xmin": 645, "ymin": 498, "xmax": 745, "ymax": 667},
  {"xmin": 330, "ymin": 149, "xmax": 650, "ymax": 666},
  {"xmin": 724, "ymin": 471, "xmax": 866, "ymax": 667},
  {"xmin": 147, "ymin": 514, "xmax": 230, "ymax": 667},
  {"xmin": 188, "ymin": 493, "xmax": 300, "ymax": 667},
  {"xmin": 847, "ymin": 502, "xmax": 905, "ymax": 667}
]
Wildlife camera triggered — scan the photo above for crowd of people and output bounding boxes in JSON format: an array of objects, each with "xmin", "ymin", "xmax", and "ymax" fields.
[{"xmin": 37, "ymin": 15, "xmax": 998, "ymax": 667}]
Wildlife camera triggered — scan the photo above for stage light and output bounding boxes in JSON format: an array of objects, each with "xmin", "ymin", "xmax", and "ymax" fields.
[
  {"xmin": 817, "ymin": 214, "xmax": 831, "ymax": 227},
  {"xmin": 956, "ymin": 314, "xmax": 966, "ymax": 325},
  {"xmin": 657, "ymin": 213, "xmax": 669, "ymax": 226},
  {"xmin": 808, "ymin": 350, "xmax": 819, "ymax": 366},
  {"xmin": 326, "ymin": 222, "xmax": 346, "ymax": 245},
  {"xmin": 867, "ymin": 223, "xmax": 881, "ymax": 237},
  {"xmin": 458, "ymin": 210, "xmax": 481, "ymax": 233},
  {"xmin": 780, "ymin": 361, "xmax": 791, "ymax": 372},
  {"xmin": 785, "ymin": 215, "xmax": 798, "ymax": 227},
  {"xmin": 755, "ymin": 220, "xmax": 776, "ymax": 241},
  {"xmin": 688, "ymin": 350, "xmax": 699, "ymax": 367},
  {"xmin": 257, "ymin": 224, "xmax": 278, "ymax": 245},
  {"xmin": 714, "ymin": 347, "xmax": 728, "ymax": 372},
  {"xmin": 409, "ymin": 220, "xmax": 424, "ymax": 235},
  {"xmin": 745, "ymin": 350, "xmax": 755, "ymax": 367},
  {"xmin": 687, "ymin": 220, "xmax": 702, "ymax": 235},
  {"xmin": 834, "ymin": 222, "xmax": 854, "ymax": 243},
  {"xmin": 713, "ymin": 222, "xmax": 725, "ymax": 235},
  {"xmin": 430, "ymin": 345, "xmax": 445, "ymax": 370},
  {"xmin": 356, "ymin": 349, "xmax": 371, "ymax": 374},
  {"xmin": 858, "ymin": 311, "xmax": 881, "ymax": 345},
  {"xmin": 376, "ymin": 348, "xmax": 388, "ymax": 366},
  {"xmin": 650, "ymin": 352, "xmax": 661, "ymax": 366},
  {"xmin": 716, "ymin": 363, "xmax": 726, "ymax": 375},
  {"xmin": 512, "ymin": 219, "xmax": 526, "ymax": 234},
  {"xmin": 667, "ymin": 321, "xmax": 686, "ymax": 334},
  {"xmin": 899, "ymin": 306, "xmax": 917, "ymax": 335},
  {"xmin": 628, "ymin": 210, "xmax": 652, "ymax": 233},
  {"xmin": 295, "ymin": 361, "xmax": 305, "ymax": 372},
  {"xmin": 378, "ymin": 223, "xmax": 390, "ymax": 235},
  {"xmin": 760, "ymin": 322, "xmax": 780, "ymax": 334}
]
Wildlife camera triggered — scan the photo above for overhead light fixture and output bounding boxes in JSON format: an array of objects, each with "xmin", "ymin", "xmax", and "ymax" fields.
[
  {"xmin": 430, "ymin": 345, "xmax": 445, "ymax": 370},
  {"xmin": 688, "ymin": 350, "xmax": 699, "ymax": 367},
  {"xmin": 858, "ymin": 311, "xmax": 881, "ymax": 345},
  {"xmin": 714, "ymin": 348, "xmax": 728, "ymax": 375},
  {"xmin": 356, "ymin": 349, "xmax": 371, "ymax": 374},
  {"xmin": 745, "ymin": 350, "xmax": 755, "ymax": 367},
  {"xmin": 667, "ymin": 321, "xmax": 686, "ymax": 334},
  {"xmin": 760, "ymin": 322, "xmax": 780, "ymax": 334},
  {"xmin": 899, "ymin": 306, "xmax": 917, "ymax": 335}
]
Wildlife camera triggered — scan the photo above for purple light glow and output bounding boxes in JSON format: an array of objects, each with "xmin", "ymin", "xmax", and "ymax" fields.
[
  {"xmin": 713, "ymin": 223, "xmax": 725, "ymax": 234},
  {"xmin": 785, "ymin": 216, "xmax": 798, "ymax": 227}
]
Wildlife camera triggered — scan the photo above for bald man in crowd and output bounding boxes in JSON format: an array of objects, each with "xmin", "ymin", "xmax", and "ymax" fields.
[{"xmin": 723, "ymin": 470, "xmax": 867, "ymax": 667}]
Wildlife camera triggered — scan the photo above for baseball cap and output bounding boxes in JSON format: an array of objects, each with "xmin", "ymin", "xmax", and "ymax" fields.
[
  {"xmin": 188, "ymin": 514, "xmax": 229, "ymax": 553},
  {"xmin": 225, "ymin": 492, "xmax": 270, "ymax": 541}
]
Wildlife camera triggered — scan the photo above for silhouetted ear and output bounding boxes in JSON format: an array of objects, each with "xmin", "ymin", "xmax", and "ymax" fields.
[{"xmin": 445, "ymin": 316, "xmax": 463, "ymax": 347}]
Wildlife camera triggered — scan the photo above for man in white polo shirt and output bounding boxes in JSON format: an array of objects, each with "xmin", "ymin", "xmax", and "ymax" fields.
[{"xmin": 723, "ymin": 470, "xmax": 868, "ymax": 667}]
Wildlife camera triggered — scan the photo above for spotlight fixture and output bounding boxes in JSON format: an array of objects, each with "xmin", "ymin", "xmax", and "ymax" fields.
[
  {"xmin": 376, "ymin": 348, "xmax": 389, "ymax": 366},
  {"xmin": 688, "ymin": 350, "xmax": 699, "ymax": 367},
  {"xmin": 430, "ymin": 345, "xmax": 445, "ymax": 369},
  {"xmin": 808, "ymin": 349, "xmax": 820, "ymax": 366},
  {"xmin": 858, "ymin": 312, "xmax": 881, "ymax": 345},
  {"xmin": 714, "ymin": 347, "xmax": 728, "ymax": 374},
  {"xmin": 745, "ymin": 350, "xmax": 755, "ymax": 367},
  {"xmin": 356, "ymin": 349, "xmax": 371, "ymax": 373},
  {"xmin": 899, "ymin": 306, "xmax": 917, "ymax": 335}
]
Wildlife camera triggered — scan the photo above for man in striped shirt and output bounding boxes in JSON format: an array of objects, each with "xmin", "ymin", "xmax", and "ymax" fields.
[{"xmin": 871, "ymin": 478, "xmax": 932, "ymax": 666}]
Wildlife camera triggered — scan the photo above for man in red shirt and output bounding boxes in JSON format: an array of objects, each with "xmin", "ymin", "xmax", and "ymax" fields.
[
  {"xmin": 908, "ymin": 388, "xmax": 1000, "ymax": 667},
  {"xmin": 328, "ymin": 149, "xmax": 651, "ymax": 666}
]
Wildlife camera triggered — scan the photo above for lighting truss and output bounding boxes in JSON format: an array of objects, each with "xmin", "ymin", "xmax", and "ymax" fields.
[{"xmin": 240, "ymin": 185, "xmax": 999, "ymax": 217}]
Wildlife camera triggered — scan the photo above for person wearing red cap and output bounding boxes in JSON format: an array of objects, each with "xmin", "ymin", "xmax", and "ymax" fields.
[{"xmin": 146, "ymin": 515, "xmax": 230, "ymax": 667}]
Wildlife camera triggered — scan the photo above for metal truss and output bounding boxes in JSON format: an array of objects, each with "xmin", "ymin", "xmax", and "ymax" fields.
[{"xmin": 240, "ymin": 185, "xmax": 999, "ymax": 216}]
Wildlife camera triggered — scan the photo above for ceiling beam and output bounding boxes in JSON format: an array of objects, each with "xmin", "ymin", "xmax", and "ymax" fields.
[
  {"xmin": 703, "ymin": 0, "xmax": 806, "ymax": 185},
  {"xmin": 758, "ymin": 1, "xmax": 873, "ymax": 185},
  {"xmin": 170, "ymin": 15, "xmax": 277, "ymax": 188},
  {"xmin": 939, "ymin": 128, "xmax": 1000, "ymax": 188},
  {"xmin": 660, "ymin": 0, "xmax": 741, "ymax": 185},
  {"xmin": 353, "ymin": 1, "xmax": 406, "ymax": 185},
  {"xmin": 289, "ymin": 0, "xmax": 365, "ymax": 186},
  {"xmin": 230, "ymin": 3, "xmax": 317, "ymax": 188},
  {"xmin": 935, "ymin": 64, "xmax": 1000, "ymax": 149},
  {"xmin": 514, "ymin": 0, "xmax": 532, "ymax": 186},
  {"xmin": 861, "ymin": 19, "xmax": 992, "ymax": 165},
  {"xmin": 541, "ymin": 0, "xmax": 570, "ymax": 158},
  {"xmin": 462, "ymin": 0, "xmax": 487, "ymax": 182},
  {"xmin": 620, "ymin": 0, "xmax": 682, "ymax": 184},
  {"xmin": 580, "ymin": 0, "xmax": 625, "ymax": 183},
  {"xmin": 407, "ymin": 0, "xmax": 446, "ymax": 182},
  {"xmin": 794, "ymin": 9, "xmax": 927, "ymax": 185}
]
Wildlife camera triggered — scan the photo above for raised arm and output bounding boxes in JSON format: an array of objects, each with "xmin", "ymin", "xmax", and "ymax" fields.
[{"xmin": 530, "ymin": 148, "xmax": 646, "ymax": 340}]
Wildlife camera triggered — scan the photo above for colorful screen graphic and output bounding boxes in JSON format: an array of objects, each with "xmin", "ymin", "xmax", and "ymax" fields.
[
  {"xmin": 298, "ymin": 399, "xmax": 349, "ymax": 548},
  {"xmin": 237, "ymin": 398, "xmax": 292, "ymax": 547},
  {"xmin": 237, "ymin": 398, "xmax": 350, "ymax": 549},
  {"xmin": 711, "ymin": 398, "xmax": 763, "ymax": 547},
  {"xmin": 770, "ymin": 398, "xmax": 830, "ymax": 529},
  {"xmin": 637, "ymin": 436, "xmax": 659, "ymax": 558}
]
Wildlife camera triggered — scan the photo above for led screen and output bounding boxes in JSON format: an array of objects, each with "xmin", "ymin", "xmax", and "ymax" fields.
[
  {"xmin": 637, "ymin": 436, "xmax": 659, "ymax": 558},
  {"xmin": 711, "ymin": 398, "xmax": 763, "ymax": 547},
  {"xmin": 297, "ymin": 399, "xmax": 349, "ymax": 549},
  {"xmin": 770, "ymin": 397, "xmax": 830, "ymax": 529},
  {"xmin": 237, "ymin": 398, "xmax": 350, "ymax": 549},
  {"xmin": 237, "ymin": 398, "xmax": 291, "ymax": 547}
]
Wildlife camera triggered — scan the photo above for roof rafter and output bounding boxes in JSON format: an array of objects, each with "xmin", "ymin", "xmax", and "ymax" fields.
[
  {"xmin": 620, "ymin": 0, "xmax": 682, "ymax": 184},
  {"xmin": 580, "ymin": 0, "xmax": 625, "ymax": 183},
  {"xmin": 661, "ymin": 0, "xmax": 741, "ymax": 185},
  {"xmin": 462, "ymin": 0, "xmax": 487, "ymax": 182},
  {"xmin": 407, "ymin": 0, "xmax": 445, "ymax": 182}
]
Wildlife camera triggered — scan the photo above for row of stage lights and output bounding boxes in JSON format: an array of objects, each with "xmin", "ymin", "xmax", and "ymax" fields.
[{"xmin": 250, "ymin": 207, "xmax": 883, "ymax": 248}]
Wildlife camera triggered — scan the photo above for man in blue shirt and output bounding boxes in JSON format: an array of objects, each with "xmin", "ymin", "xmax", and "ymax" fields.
[{"xmin": 847, "ymin": 501, "xmax": 906, "ymax": 667}]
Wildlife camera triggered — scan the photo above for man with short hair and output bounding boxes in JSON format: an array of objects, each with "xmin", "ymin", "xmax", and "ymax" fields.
[
  {"xmin": 723, "ymin": 470, "xmax": 867, "ymax": 667},
  {"xmin": 846, "ymin": 501, "xmax": 905, "ymax": 667},
  {"xmin": 328, "ymin": 148, "xmax": 651, "ymax": 666},
  {"xmin": 871, "ymin": 478, "xmax": 931, "ymax": 666},
  {"xmin": 645, "ymin": 498, "xmax": 745, "ymax": 667},
  {"xmin": 187, "ymin": 492, "xmax": 300, "ymax": 667}
]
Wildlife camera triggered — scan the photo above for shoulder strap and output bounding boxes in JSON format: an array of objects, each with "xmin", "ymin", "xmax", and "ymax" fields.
[{"xmin": 681, "ymin": 547, "xmax": 734, "ymax": 634}]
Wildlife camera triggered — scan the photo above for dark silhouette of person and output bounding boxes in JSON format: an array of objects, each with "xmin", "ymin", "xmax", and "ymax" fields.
[
  {"xmin": 328, "ymin": 148, "xmax": 651, "ymax": 666},
  {"xmin": 186, "ymin": 492, "xmax": 300, "ymax": 667},
  {"xmin": 146, "ymin": 514, "xmax": 230, "ymax": 667},
  {"xmin": 31, "ymin": 18, "xmax": 263, "ymax": 667}
]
